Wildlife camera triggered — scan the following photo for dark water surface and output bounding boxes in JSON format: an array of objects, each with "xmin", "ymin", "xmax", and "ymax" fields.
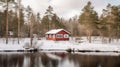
[{"xmin": 0, "ymin": 52, "xmax": 120, "ymax": 67}]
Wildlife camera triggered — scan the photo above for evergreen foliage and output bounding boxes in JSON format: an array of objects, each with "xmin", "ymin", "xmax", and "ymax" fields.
[
  {"xmin": 41, "ymin": 6, "xmax": 65, "ymax": 35},
  {"xmin": 78, "ymin": 1, "xmax": 99, "ymax": 42}
]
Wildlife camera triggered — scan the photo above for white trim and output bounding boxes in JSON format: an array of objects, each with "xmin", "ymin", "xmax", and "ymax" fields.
[
  {"xmin": 64, "ymin": 34, "xmax": 69, "ymax": 38},
  {"xmin": 56, "ymin": 34, "xmax": 63, "ymax": 38}
]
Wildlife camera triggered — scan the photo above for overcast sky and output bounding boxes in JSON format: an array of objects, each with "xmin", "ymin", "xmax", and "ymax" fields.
[{"xmin": 21, "ymin": 0, "xmax": 120, "ymax": 19}]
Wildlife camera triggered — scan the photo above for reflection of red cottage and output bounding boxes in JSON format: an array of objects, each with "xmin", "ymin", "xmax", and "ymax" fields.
[{"xmin": 45, "ymin": 29, "xmax": 70, "ymax": 40}]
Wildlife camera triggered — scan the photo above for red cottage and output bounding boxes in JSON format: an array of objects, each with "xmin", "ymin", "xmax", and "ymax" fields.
[{"xmin": 45, "ymin": 29, "xmax": 70, "ymax": 40}]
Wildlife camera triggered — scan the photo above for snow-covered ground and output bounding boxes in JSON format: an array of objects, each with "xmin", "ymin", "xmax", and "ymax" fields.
[
  {"xmin": 38, "ymin": 37, "xmax": 120, "ymax": 52},
  {"xmin": 0, "ymin": 38, "xmax": 24, "ymax": 51},
  {"xmin": 0, "ymin": 37, "xmax": 120, "ymax": 53}
]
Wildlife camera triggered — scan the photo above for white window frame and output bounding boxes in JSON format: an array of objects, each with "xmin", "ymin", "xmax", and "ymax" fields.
[
  {"xmin": 56, "ymin": 34, "xmax": 63, "ymax": 38},
  {"xmin": 64, "ymin": 34, "xmax": 69, "ymax": 38}
]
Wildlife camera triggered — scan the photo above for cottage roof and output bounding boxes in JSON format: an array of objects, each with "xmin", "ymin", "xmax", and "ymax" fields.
[{"xmin": 45, "ymin": 29, "xmax": 70, "ymax": 34}]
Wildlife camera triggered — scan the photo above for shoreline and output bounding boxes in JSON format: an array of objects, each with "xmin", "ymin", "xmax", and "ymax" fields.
[
  {"xmin": 0, "ymin": 48, "xmax": 120, "ymax": 53},
  {"xmin": 0, "ymin": 37, "xmax": 120, "ymax": 54}
]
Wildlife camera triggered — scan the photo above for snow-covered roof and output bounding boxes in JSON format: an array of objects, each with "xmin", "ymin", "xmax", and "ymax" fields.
[{"xmin": 45, "ymin": 29, "xmax": 70, "ymax": 34}]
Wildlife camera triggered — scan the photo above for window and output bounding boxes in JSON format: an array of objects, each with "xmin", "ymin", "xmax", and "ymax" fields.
[
  {"xmin": 64, "ymin": 34, "xmax": 69, "ymax": 38},
  {"xmin": 56, "ymin": 34, "xmax": 63, "ymax": 38}
]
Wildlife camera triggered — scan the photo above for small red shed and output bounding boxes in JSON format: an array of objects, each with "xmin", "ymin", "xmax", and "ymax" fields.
[{"xmin": 45, "ymin": 29, "xmax": 70, "ymax": 40}]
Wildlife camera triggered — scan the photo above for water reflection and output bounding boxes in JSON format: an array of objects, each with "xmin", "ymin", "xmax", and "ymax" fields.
[{"xmin": 0, "ymin": 52, "xmax": 120, "ymax": 67}]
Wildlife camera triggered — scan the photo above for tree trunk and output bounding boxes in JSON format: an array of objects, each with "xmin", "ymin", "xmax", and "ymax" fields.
[
  {"xmin": 88, "ymin": 31, "xmax": 92, "ymax": 43},
  {"xmin": 86, "ymin": 30, "xmax": 92, "ymax": 43},
  {"xmin": 18, "ymin": 0, "xmax": 21, "ymax": 44},
  {"xmin": 108, "ymin": 32, "xmax": 112, "ymax": 43},
  {"xmin": 30, "ymin": 22, "xmax": 33, "ymax": 47},
  {"xmin": 99, "ymin": 31, "xmax": 104, "ymax": 43},
  {"xmin": 116, "ymin": 26, "xmax": 119, "ymax": 42},
  {"xmin": 6, "ymin": 0, "xmax": 8, "ymax": 44},
  {"xmin": 30, "ymin": 13, "xmax": 34, "ymax": 47}
]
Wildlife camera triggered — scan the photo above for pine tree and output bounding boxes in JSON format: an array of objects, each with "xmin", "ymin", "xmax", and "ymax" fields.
[
  {"xmin": 41, "ymin": 15, "xmax": 49, "ymax": 34},
  {"xmin": 0, "ymin": 11, "xmax": 6, "ymax": 37},
  {"xmin": 25, "ymin": 6, "xmax": 33, "ymax": 37},
  {"xmin": 51, "ymin": 14, "xmax": 65, "ymax": 29},
  {"xmin": 5, "ymin": 0, "xmax": 9, "ymax": 44},
  {"xmin": 17, "ymin": 0, "xmax": 21, "ymax": 44},
  {"xmin": 33, "ymin": 13, "xmax": 41, "ymax": 35},
  {"xmin": 0, "ymin": 0, "xmax": 24, "ymax": 38},
  {"xmin": 98, "ymin": 10, "xmax": 108, "ymax": 43},
  {"xmin": 30, "ymin": 13, "xmax": 35, "ymax": 46},
  {"xmin": 41, "ymin": 6, "xmax": 65, "ymax": 35},
  {"xmin": 1, "ymin": 0, "xmax": 16, "ymax": 44},
  {"xmin": 99, "ymin": 4, "xmax": 120, "ymax": 43},
  {"xmin": 78, "ymin": 1, "xmax": 98, "ymax": 43},
  {"xmin": 45, "ymin": 5, "xmax": 54, "ymax": 30}
]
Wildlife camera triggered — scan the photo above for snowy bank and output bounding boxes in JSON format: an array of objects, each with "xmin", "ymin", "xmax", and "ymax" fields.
[
  {"xmin": 0, "ymin": 38, "xmax": 38, "ymax": 52},
  {"xmin": 0, "ymin": 37, "xmax": 120, "ymax": 53},
  {"xmin": 37, "ymin": 39, "xmax": 120, "ymax": 52}
]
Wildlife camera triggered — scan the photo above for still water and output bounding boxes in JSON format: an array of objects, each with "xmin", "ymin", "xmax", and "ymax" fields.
[{"xmin": 0, "ymin": 52, "xmax": 120, "ymax": 67}]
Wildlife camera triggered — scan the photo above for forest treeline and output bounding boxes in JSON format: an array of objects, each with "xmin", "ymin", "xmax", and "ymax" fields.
[{"xmin": 0, "ymin": 1, "xmax": 120, "ymax": 43}]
